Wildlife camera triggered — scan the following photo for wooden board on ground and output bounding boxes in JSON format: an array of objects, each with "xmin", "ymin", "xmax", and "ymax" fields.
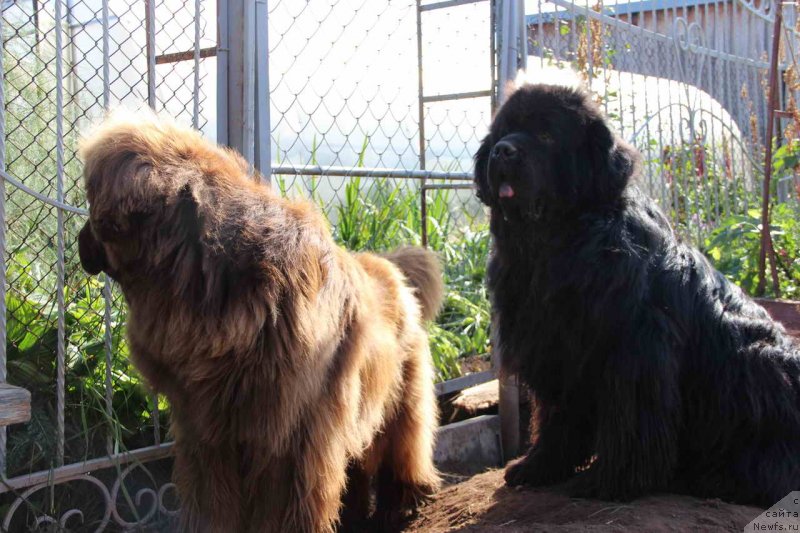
[
  {"xmin": 451, "ymin": 379, "xmax": 498, "ymax": 416},
  {"xmin": 757, "ymin": 298, "xmax": 800, "ymax": 338}
]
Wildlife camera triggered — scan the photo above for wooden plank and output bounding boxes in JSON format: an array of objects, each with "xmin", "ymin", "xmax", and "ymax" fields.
[
  {"xmin": 451, "ymin": 379, "xmax": 498, "ymax": 415},
  {"xmin": 435, "ymin": 370, "xmax": 494, "ymax": 396},
  {"xmin": 0, "ymin": 384, "xmax": 30, "ymax": 427}
]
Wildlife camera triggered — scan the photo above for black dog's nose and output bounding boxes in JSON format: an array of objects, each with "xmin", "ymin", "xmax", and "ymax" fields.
[{"xmin": 492, "ymin": 140, "xmax": 518, "ymax": 160}]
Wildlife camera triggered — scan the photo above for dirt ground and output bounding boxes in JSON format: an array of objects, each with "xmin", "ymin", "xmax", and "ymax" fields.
[{"xmin": 406, "ymin": 469, "xmax": 763, "ymax": 532}]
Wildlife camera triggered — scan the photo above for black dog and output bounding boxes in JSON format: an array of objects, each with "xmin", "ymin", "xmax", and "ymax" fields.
[{"xmin": 475, "ymin": 83, "xmax": 800, "ymax": 506}]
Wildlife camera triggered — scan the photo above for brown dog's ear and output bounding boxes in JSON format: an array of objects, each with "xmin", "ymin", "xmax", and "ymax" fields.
[{"xmin": 79, "ymin": 222, "xmax": 108, "ymax": 275}]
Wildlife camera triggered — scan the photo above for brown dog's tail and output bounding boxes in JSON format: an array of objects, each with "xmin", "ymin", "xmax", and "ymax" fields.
[{"xmin": 383, "ymin": 246, "xmax": 444, "ymax": 322}]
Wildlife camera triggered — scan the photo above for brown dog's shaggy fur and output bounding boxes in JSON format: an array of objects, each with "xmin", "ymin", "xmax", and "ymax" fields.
[{"xmin": 77, "ymin": 111, "xmax": 442, "ymax": 532}]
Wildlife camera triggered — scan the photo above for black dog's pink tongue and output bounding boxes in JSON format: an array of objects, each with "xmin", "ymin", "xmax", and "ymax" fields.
[{"xmin": 499, "ymin": 183, "xmax": 515, "ymax": 198}]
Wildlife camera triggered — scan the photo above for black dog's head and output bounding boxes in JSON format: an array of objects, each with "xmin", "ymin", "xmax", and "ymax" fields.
[{"xmin": 474, "ymin": 84, "xmax": 638, "ymax": 221}]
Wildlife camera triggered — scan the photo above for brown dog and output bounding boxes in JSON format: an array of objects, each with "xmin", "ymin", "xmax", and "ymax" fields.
[{"xmin": 77, "ymin": 111, "xmax": 442, "ymax": 532}]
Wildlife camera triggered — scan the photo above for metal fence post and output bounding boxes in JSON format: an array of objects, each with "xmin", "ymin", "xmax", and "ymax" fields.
[
  {"xmin": 217, "ymin": 0, "xmax": 230, "ymax": 146},
  {"xmin": 494, "ymin": 0, "xmax": 527, "ymax": 462},
  {"xmin": 220, "ymin": 0, "xmax": 251, "ymax": 157},
  {"xmin": 54, "ymin": 0, "xmax": 67, "ymax": 469},
  {"xmin": 145, "ymin": 0, "xmax": 156, "ymax": 109},
  {"xmin": 218, "ymin": 0, "xmax": 268, "ymax": 177},
  {"xmin": 254, "ymin": 0, "xmax": 270, "ymax": 180},
  {"xmin": 416, "ymin": 0, "xmax": 428, "ymax": 248},
  {"xmin": 0, "ymin": 0, "xmax": 7, "ymax": 478}
]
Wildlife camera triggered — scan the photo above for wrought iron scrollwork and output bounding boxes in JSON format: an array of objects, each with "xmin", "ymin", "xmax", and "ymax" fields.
[{"xmin": 2, "ymin": 465, "xmax": 179, "ymax": 531}]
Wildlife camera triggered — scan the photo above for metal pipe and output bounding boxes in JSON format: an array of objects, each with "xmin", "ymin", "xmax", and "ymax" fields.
[
  {"xmin": 421, "ymin": 183, "xmax": 475, "ymax": 190},
  {"xmin": 254, "ymin": 0, "xmax": 271, "ymax": 180},
  {"xmin": 0, "ymin": 170, "xmax": 88, "ymax": 215},
  {"xmin": 149, "ymin": 0, "xmax": 162, "ymax": 437},
  {"xmin": 145, "ymin": 0, "xmax": 157, "ymax": 109},
  {"xmin": 217, "ymin": 0, "xmax": 230, "ymax": 145},
  {"xmin": 242, "ymin": 0, "xmax": 256, "ymax": 165},
  {"xmin": 420, "ymin": 0, "xmax": 489, "ymax": 12},
  {"xmin": 193, "ymin": 0, "xmax": 201, "ymax": 129},
  {"xmin": 490, "ymin": 0, "xmax": 497, "ymax": 111},
  {"xmin": 272, "ymin": 165, "xmax": 472, "ymax": 181},
  {"xmin": 54, "ymin": 0, "xmax": 66, "ymax": 468},
  {"xmin": 101, "ymin": 0, "xmax": 114, "ymax": 458},
  {"xmin": 0, "ymin": 0, "xmax": 6, "ymax": 477},
  {"xmin": 0, "ymin": 443, "xmax": 175, "ymax": 494},
  {"xmin": 421, "ymin": 89, "xmax": 493, "ymax": 103},
  {"xmin": 416, "ymin": 0, "xmax": 428, "ymax": 247}
]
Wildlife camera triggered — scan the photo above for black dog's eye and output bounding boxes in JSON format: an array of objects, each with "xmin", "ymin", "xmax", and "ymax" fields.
[{"xmin": 537, "ymin": 133, "xmax": 554, "ymax": 145}]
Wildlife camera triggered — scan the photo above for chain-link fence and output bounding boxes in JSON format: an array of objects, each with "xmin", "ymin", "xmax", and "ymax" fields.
[
  {"xmin": 269, "ymin": 0, "xmax": 495, "ymax": 387},
  {"xmin": 0, "ymin": 0, "xmax": 496, "ymax": 529},
  {"xmin": 0, "ymin": 0, "xmax": 213, "ymax": 528},
  {"xmin": 526, "ymin": 0, "xmax": 800, "ymax": 246},
  {"xmin": 524, "ymin": 0, "xmax": 800, "ymax": 301},
  {"xmin": 0, "ymin": 0, "xmax": 797, "ymax": 529}
]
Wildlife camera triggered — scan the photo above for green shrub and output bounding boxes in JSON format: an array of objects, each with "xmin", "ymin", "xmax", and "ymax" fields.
[{"xmin": 704, "ymin": 203, "xmax": 800, "ymax": 299}]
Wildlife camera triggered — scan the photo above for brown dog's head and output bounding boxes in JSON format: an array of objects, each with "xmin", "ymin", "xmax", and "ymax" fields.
[
  {"xmin": 77, "ymin": 111, "xmax": 252, "ymax": 288},
  {"xmin": 78, "ymin": 182, "xmax": 199, "ymax": 280}
]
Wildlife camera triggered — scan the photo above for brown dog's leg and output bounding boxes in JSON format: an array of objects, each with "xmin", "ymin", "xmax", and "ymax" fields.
[
  {"xmin": 256, "ymin": 432, "xmax": 349, "ymax": 533},
  {"xmin": 374, "ymin": 345, "xmax": 440, "ymax": 530},
  {"xmin": 174, "ymin": 445, "xmax": 243, "ymax": 533},
  {"xmin": 338, "ymin": 462, "xmax": 372, "ymax": 532}
]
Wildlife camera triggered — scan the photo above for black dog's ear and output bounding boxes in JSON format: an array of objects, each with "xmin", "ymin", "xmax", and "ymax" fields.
[
  {"xmin": 586, "ymin": 118, "xmax": 636, "ymax": 203},
  {"xmin": 79, "ymin": 222, "xmax": 108, "ymax": 275},
  {"xmin": 474, "ymin": 135, "xmax": 493, "ymax": 204}
]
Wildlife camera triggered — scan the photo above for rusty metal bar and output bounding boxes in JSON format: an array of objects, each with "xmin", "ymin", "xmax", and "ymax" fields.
[
  {"xmin": 155, "ymin": 46, "xmax": 216, "ymax": 65},
  {"xmin": 757, "ymin": 2, "xmax": 784, "ymax": 297}
]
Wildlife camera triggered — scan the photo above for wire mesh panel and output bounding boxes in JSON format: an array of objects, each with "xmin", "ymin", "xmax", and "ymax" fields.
[
  {"xmin": 268, "ymin": 0, "xmax": 495, "ymax": 383},
  {"xmin": 526, "ymin": 0, "xmax": 789, "ymax": 243},
  {"xmin": 0, "ymin": 0, "xmax": 213, "ymax": 529}
]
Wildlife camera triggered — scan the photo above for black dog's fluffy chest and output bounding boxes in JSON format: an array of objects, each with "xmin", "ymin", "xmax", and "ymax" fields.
[
  {"xmin": 488, "ymin": 189, "xmax": 800, "ymax": 505},
  {"xmin": 487, "ymin": 224, "xmax": 616, "ymax": 401}
]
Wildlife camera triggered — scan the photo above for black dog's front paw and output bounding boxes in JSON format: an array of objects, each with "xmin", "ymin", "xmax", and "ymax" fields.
[
  {"xmin": 504, "ymin": 458, "xmax": 533, "ymax": 487},
  {"xmin": 504, "ymin": 452, "xmax": 573, "ymax": 488}
]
